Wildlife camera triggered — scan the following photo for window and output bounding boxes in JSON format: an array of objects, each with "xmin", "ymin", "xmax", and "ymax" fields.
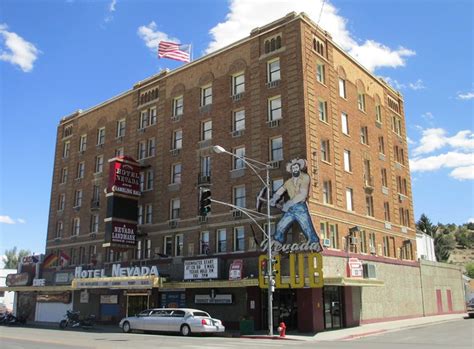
[
  {"xmin": 270, "ymin": 136, "xmax": 283, "ymax": 161},
  {"xmin": 200, "ymin": 156, "xmax": 211, "ymax": 177},
  {"xmin": 313, "ymin": 37, "xmax": 325, "ymax": 56},
  {"xmin": 145, "ymin": 204, "xmax": 153, "ymax": 224},
  {"xmin": 232, "ymin": 72, "xmax": 245, "ymax": 95},
  {"xmin": 63, "ymin": 141, "xmax": 70, "ymax": 158},
  {"xmin": 77, "ymin": 162, "xmax": 85, "ymax": 179},
  {"xmin": 92, "ymin": 185, "xmax": 100, "ymax": 204},
  {"xmin": 88, "ymin": 245, "xmax": 97, "ymax": 264},
  {"xmin": 139, "ymin": 110, "xmax": 148, "ymax": 129},
  {"xmin": 360, "ymin": 126, "xmax": 369, "ymax": 145},
  {"xmin": 378, "ymin": 169, "xmax": 387, "ymax": 189},
  {"xmin": 164, "ymin": 236, "xmax": 173, "ymax": 256},
  {"xmin": 201, "ymin": 85, "xmax": 212, "ymax": 106},
  {"xmin": 378, "ymin": 136, "xmax": 385, "ymax": 154},
  {"xmin": 149, "ymin": 107, "xmax": 157, "ymax": 125},
  {"xmin": 170, "ymin": 199, "xmax": 180, "ymax": 220},
  {"xmin": 391, "ymin": 115, "xmax": 402, "ymax": 136},
  {"xmin": 72, "ymin": 217, "xmax": 80, "ymax": 236},
  {"xmin": 90, "ymin": 214, "xmax": 99, "ymax": 233},
  {"xmin": 171, "ymin": 163, "xmax": 182, "ymax": 184},
  {"xmin": 316, "ymin": 63, "xmax": 325, "ymax": 84},
  {"xmin": 360, "ymin": 230, "xmax": 368, "ymax": 253},
  {"xmin": 376, "ymin": 105, "xmax": 382, "ymax": 123},
  {"xmin": 201, "ymin": 120, "xmax": 212, "ymax": 141},
  {"xmin": 268, "ymin": 96, "xmax": 282, "ymax": 121},
  {"xmin": 387, "ymin": 96, "xmax": 400, "ymax": 113},
  {"xmin": 138, "ymin": 138, "xmax": 155, "ymax": 159},
  {"xmin": 136, "ymin": 240, "xmax": 143, "ymax": 259},
  {"xmin": 173, "ymin": 96, "xmax": 183, "ymax": 116},
  {"xmin": 145, "ymin": 240, "xmax": 152, "ymax": 259},
  {"xmin": 140, "ymin": 169, "xmax": 154, "ymax": 191},
  {"xmin": 320, "ymin": 222, "xmax": 339, "ymax": 248},
  {"xmin": 138, "ymin": 140, "xmax": 146, "ymax": 160},
  {"xmin": 383, "ymin": 236, "xmax": 390, "ymax": 257},
  {"xmin": 233, "ymin": 186, "xmax": 246, "ymax": 208},
  {"xmin": 175, "ymin": 234, "xmax": 184, "ymax": 256},
  {"xmin": 321, "ymin": 139, "xmax": 330, "ymax": 162},
  {"xmin": 97, "ymin": 127, "xmax": 105, "ymax": 145},
  {"xmin": 318, "ymin": 100, "xmax": 328, "ymax": 122},
  {"xmin": 60, "ymin": 167, "xmax": 68, "ymax": 184},
  {"xmin": 70, "ymin": 248, "xmax": 76, "ymax": 265},
  {"xmin": 137, "ymin": 205, "xmax": 143, "ymax": 225},
  {"xmin": 264, "ymin": 35, "xmax": 282, "ymax": 53},
  {"xmin": 233, "ymin": 147, "xmax": 246, "ymax": 170},
  {"xmin": 233, "ymin": 110, "xmax": 245, "ymax": 131},
  {"xmin": 147, "ymin": 138, "xmax": 156, "ymax": 157},
  {"xmin": 341, "ymin": 112, "xmax": 349, "ymax": 135},
  {"xmin": 234, "ymin": 227, "xmax": 245, "ymax": 252},
  {"xmin": 369, "ymin": 233, "xmax": 376, "ymax": 252},
  {"xmin": 172, "ymin": 129, "xmax": 183, "ymax": 150},
  {"xmin": 346, "ymin": 188, "xmax": 353, "ymax": 211},
  {"xmin": 115, "ymin": 147, "xmax": 124, "ymax": 157},
  {"xmin": 58, "ymin": 193, "xmax": 65, "ymax": 211},
  {"xmin": 343, "ymin": 150, "xmax": 352, "ymax": 172},
  {"xmin": 322, "ymin": 180, "xmax": 332, "ymax": 205},
  {"xmin": 116, "ymin": 119, "xmax": 126, "ymax": 138},
  {"xmin": 200, "ymin": 231, "xmax": 210, "ymax": 255},
  {"xmin": 56, "ymin": 221, "xmax": 63, "ymax": 238},
  {"xmin": 79, "ymin": 135, "xmax": 87, "ymax": 152},
  {"xmin": 358, "ymin": 93, "xmax": 366, "ymax": 111},
  {"xmin": 94, "ymin": 155, "xmax": 103, "ymax": 173},
  {"xmin": 338, "ymin": 78, "xmax": 346, "ymax": 98},
  {"xmin": 384, "ymin": 202, "xmax": 391, "ymax": 221},
  {"xmin": 267, "ymin": 58, "xmax": 281, "ymax": 82},
  {"xmin": 217, "ymin": 229, "xmax": 227, "ymax": 253},
  {"xmin": 366, "ymin": 195, "xmax": 374, "ymax": 217},
  {"xmin": 74, "ymin": 189, "xmax": 83, "ymax": 207},
  {"xmin": 63, "ymin": 124, "xmax": 73, "ymax": 138}
]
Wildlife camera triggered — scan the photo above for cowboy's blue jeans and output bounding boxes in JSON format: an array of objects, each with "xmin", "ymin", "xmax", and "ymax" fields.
[{"xmin": 273, "ymin": 202, "xmax": 320, "ymax": 244}]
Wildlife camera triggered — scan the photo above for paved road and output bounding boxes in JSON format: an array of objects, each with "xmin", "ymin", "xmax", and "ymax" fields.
[{"xmin": 0, "ymin": 318, "xmax": 472, "ymax": 348}]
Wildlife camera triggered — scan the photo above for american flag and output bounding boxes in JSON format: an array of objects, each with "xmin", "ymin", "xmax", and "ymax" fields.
[{"xmin": 158, "ymin": 41, "xmax": 191, "ymax": 63}]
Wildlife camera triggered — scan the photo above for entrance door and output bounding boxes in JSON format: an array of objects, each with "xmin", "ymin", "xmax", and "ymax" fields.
[
  {"xmin": 127, "ymin": 295, "xmax": 149, "ymax": 317},
  {"xmin": 323, "ymin": 286, "xmax": 342, "ymax": 329},
  {"xmin": 261, "ymin": 289, "xmax": 298, "ymax": 331}
]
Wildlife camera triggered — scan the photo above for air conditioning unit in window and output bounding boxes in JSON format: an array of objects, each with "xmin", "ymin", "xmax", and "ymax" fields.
[
  {"xmin": 266, "ymin": 80, "xmax": 280, "ymax": 88},
  {"xmin": 268, "ymin": 161, "xmax": 280, "ymax": 169},
  {"xmin": 420, "ymin": 254, "xmax": 427, "ymax": 260},
  {"xmin": 370, "ymin": 246, "xmax": 376, "ymax": 254},
  {"xmin": 232, "ymin": 93, "xmax": 244, "ymax": 102},
  {"xmin": 232, "ymin": 210, "xmax": 242, "ymax": 219},
  {"xmin": 198, "ymin": 215, "xmax": 208, "ymax": 223},
  {"xmin": 170, "ymin": 148, "xmax": 180, "ymax": 156},
  {"xmin": 322, "ymin": 239, "xmax": 331, "ymax": 247},
  {"xmin": 349, "ymin": 237, "xmax": 358, "ymax": 245},
  {"xmin": 363, "ymin": 263, "xmax": 376, "ymax": 279},
  {"xmin": 199, "ymin": 139, "xmax": 212, "ymax": 149},
  {"xmin": 398, "ymin": 194, "xmax": 405, "ymax": 202},
  {"xmin": 231, "ymin": 130, "xmax": 244, "ymax": 138},
  {"xmin": 171, "ymin": 115, "xmax": 181, "ymax": 123},
  {"xmin": 267, "ymin": 119, "xmax": 280, "ymax": 128},
  {"xmin": 138, "ymin": 128, "xmax": 146, "ymax": 134},
  {"xmin": 168, "ymin": 220, "xmax": 178, "ymax": 228}
]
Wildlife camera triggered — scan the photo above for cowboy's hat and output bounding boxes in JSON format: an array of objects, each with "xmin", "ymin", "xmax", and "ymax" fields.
[{"xmin": 286, "ymin": 158, "xmax": 307, "ymax": 173}]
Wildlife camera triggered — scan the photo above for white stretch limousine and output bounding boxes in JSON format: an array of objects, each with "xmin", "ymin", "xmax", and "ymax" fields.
[{"xmin": 119, "ymin": 308, "xmax": 225, "ymax": 336}]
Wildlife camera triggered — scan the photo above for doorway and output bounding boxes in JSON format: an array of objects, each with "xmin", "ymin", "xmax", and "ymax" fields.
[
  {"xmin": 262, "ymin": 289, "xmax": 298, "ymax": 331},
  {"xmin": 323, "ymin": 286, "xmax": 342, "ymax": 329},
  {"xmin": 126, "ymin": 294, "xmax": 149, "ymax": 317}
]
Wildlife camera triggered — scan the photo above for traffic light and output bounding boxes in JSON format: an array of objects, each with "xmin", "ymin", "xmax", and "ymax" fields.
[
  {"xmin": 199, "ymin": 188, "xmax": 212, "ymax": 216},
  {"xmin": 271, "ymin": 257, "xmax": 279, "ymax": 276}
]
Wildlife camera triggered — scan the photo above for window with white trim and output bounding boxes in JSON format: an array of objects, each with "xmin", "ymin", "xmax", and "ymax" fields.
[
  {"xmin": 115, "ymin": 147, "xmax": 124, "ymax": 157},
  {"xmin": 145, "ymin": 204, "xmax": 153, "ymax": 224},
  {"xmin": 381, "ymin": 168, "xmax": 388, "ymax": 187},
  {"xmin": 200, "ymin": 156, "xmax": 211, "ymax": 177},
  {"xmin": 267, "ymin": 58, "xmax": 281, "ymax": 83},
  {"xmin": 321, "ymin": 139, "xmax": 330, "ymax": 162},
  {"xmin": 233, "ymin": 110, "xmax": 245, "ymax": 132},
  {"xmin": 170, "ymin": 198, "xmax": 180, "ymax": 220},
  {"xmin": 137, "ymin": 205, "xmax": 143, "ymax": 225},
  {"xmin": 140, "ymin": 169, "xmax": 154, "ymax": 191},
  {"xmin": 58, "ymin": 193, "xmax": 65, "ymax": 211},
  {"xmin": 201, "ymin": 120, "xmax": 212, "ymax": 141},
  {"xmin": 63, "ymin": 141, "xmax": 70, "ymax": 158},
  {"xmin": 79, "ymin": 135, "xmax": 87, "ymax": 152},
  {"xmin": 97, "ymin": 127, "xmax": 105, "ymax": 145},
  {"xmin": 322, "ymin": 180, "xmax": 332, "ymax": 205},
  {"xmin": 360, "ymin": 126, "xmax": 369, "ymax": 145},
  {"xmin": 164, "ymin": 236, "xmax": 173, "ymax": 256},
  {"xmin": 233, "ymin": 146, "xmax": 246, "ymax": 170},
  {"xmin": 378, "ymin": 136, "xmax": 385, "ymax": 155},
  {"xmin": 384, "ymin": 202, "xmax": 391, "ymax": 222},
  {"xmin": 56, "ymin": 221, "xmax": 63, "ymax": 238},
  {"xmin": 60, "ymin": 167, "xmax": 68, "ymax": 184},
  {"xmin": 116, "ymin": 119, "xmax": 126, "ymax": 138},
  {"xmin": 316, "ymin": 63, "xmax": 325, "ymax": 84},
  {"xmin": 358, "ymin": 93, "xmax": 366, "ymax": 111},
  {"xmin": 77, "ymin": 162, "xmax": 85, "ymax": 179},
  {"xmin": 171, "ymin": 163, "xmax": 182, "ymax": 184},
  {"xmin": 270, "ymin": 136, "xmax": 283, "ymax": 161},
  {"xmin": 217, "ymin": 229, "xmax": 227, "ymax": 253},
  {"xmin": 376, "ymin": 105, "xmax": 382, "ymax": 123},
  {"xmin": 90, "ymin": 214, "xmax": 99, "ymax": 234},
  {"xmin": 74, "ymin": 189, "xmax": 83, "ymax": 207},
  {"xmin": 366, "ymin": 195, "xmax": 374, "ymax": 217},
  {"xmin": 268, "ymin": 96, "xmax": 282, "ymax": 121},
  {"xmin": 341, "ymin": 112, "xmax": 349, "ymax": 135},
  {"xmin": 72, "ymin": 217, "xmax": 80, "ymax": 236},
  {"xmin": 139, "ymin": 110, "xmax": 148, "ymax": 129},
  {"xmin": 173, "ymin": 96, "xmax": 183, "ymax": 116},
  {"xmin": 233, "ymin": 186, "xmax": 246, "ymax": 208},
  {"xmin": 200, "ymin": 231, "xmax": 210, "ymax": 255},
  {"xmin": 232, "ymin": 72, "xmax": 245, "ymax": 95},
  {"xmin": 94, "ymin": 155, "xmax": 103, "ymax": 173},
  {"xmin": 149, "ymin": 107, "xmax": 157, "ymax": 125},
  {"xmin": 172, "ymin": 129, "xmax": 182, "ymax": 150},
  {"xmin": 201, "ymin": 85, "xmax": 212, "ymax": 106},
  {"xmin": 343, "ymin": 150, "xmax": 352, "ymax": 172},
  {"xmin": 338, "ymin": 78, "xmax": 346, "ymax": 98},
  {"xmin": 318, "ymin": 100, "xmax": 328, "ymax": 122},
  {"xmin": 345, "ymin": 188, "xmax": 354, "ymax": 211},
  {"xmin": 175, "ymin": 234, "xmax": 184, "ymax": 256}
]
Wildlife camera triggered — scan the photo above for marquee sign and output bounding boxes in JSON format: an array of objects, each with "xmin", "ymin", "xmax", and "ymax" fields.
[
  {"xmin": 74, "ymin": 264, "xmax": 159, "ymax": 279},
  {"xmin": 6, "ymin": 272, "xmax": 32, "ymax": 287},
  {"xmin": 107, "ymin": 221, "xmax": 137, "ymax": 246},
  {"xmin": 184, "ymin": 258, "xmax": 218, "ymax": 280}
]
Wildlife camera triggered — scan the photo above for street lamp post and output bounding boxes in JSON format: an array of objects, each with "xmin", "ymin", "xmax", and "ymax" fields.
[{"xmin": 213, "ymin": 145, "xmax": 275, "ymax": 336}]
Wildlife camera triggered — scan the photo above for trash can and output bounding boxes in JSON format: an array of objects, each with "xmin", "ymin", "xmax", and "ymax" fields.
[{"xmin": 239, "ymin": 318, "xmax": 255, "ymax": 335}]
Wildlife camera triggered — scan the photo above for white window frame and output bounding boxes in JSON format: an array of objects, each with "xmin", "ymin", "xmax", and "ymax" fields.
[
  {"xmin": 343, "ymin": 150, "xmax": 352, "ymax": 172},
  {"xmin": 173, "ymin": 129, "xmax": 183, "ymax": 150},
  {"xmin": 360, "ymin": 126, "xmax": 369, "ymax": 145},
  {"xmin": 145, "ymin": 204, "xmax": 153, "ymax": 224},
  {"xmin": 175, "ymin": 234, "xmax": 184, "ymax": 256},
  {"xmin": 60, "ymin": 167, "xmax": 68, "ymax": 184},
  {"xmin": 201, "ymin": 120, "xmax": 212, "ymax": 141},
  {"xmin": 171, "ymin": 163, "xmax": 182, "ymax": 184},
  {"xmin": 321, "ymin": 139, "xmax": 330, "ymax": 162},
  {"xmin": 139, "ymin": 110, "xmax": 149, "ymax": 129},
  {"xmin": 270, "ymin": 136, "xmax": 283, "ymax": 161},
  {"xmin": 77, "ymin": 161, "xmax": 85, "ymax": 179},
  {"xmin": 233, "ymin": 109, "xmax": 245, "ymax": 131},
  {"xmin": 63, "ymin": 141, "xmax": 70, "ymax": 158},
  {"xmin": 268, "ymin": 96, "xmax": 282, "ymax": 121},
  {"xmin": 164, "ymin": 236, "xmax": 173, "ymax": 256},
  {"xmin": 97, "ymin": 127, "xmax": 105, "ymax": 145},
  {"xmin": 149, "ymin": 107, "xmax": 157, "ymax": 125},
  {"xmin": 341, "ymin": 112, "xmax": 349, "ymax": 135},
  {"xmin": 267, "ymin": 58, "xmax": 281, "ymax": 83},
  {"xmin": 233, "ymin": 185, "xmax": 246, "ymax": 208},
  {"xmin": 318, "ymin": 100, "xmax": 328, "ymax": 122},
  {"xmin": 233, "ymin": 226, "xmax": 245, "ymax": 252},
  {"xmin": 94, "ymin": 155, "xmax": 104, "ymax": 173},
  {"xmin": 58, "ymin": 193, "xmax": 65, "ymax": 211},
  {"xmin": 232, "ymin": 72, "xmax": 245, "ymax": 95},
  {"xmin": 233, "ymin": 146, "xmax": 246, "ymax": 170},
  {"xmin": 316, "ymin": 63, "xmax": 325, "ymax": 84},
  {"xmin": 201, "ymin": 85, "xmax": 213, "ymax": 106},
  {"xmin": 72, "ymin": 217, "xmax": 80, "ymax": 236},
  {"xmin": 79, "ymin": 135, "xmax": 87, "ymax": 152},
  {"xmin": 170, "ymin": 198, "xmax": 180, "ymax": 220},
  {"xmin": 216, "ymin": 229, "xmax": 227, "ymax": 253},
  {"xmin": 322, "ymin": 180, "xmax": 332, "ymax": 205},
  {"xmin": 173, "ymin": 96, "xmax": 183, "ymax": 116},
  {"xmin": 345, "ymin": 188, "xmax": 354, "ymax": 211},
  {"xmin": 74, "ymin": 189, "xmax": 83, "ymax": 207},
  {"xmin": 116, "ymin": 119, "xmax": 126, "ymax": 138},
  {"xmin": 358, "ymin": 93, "xmax": 366, "ymax": 111},
  {"xmin": 200, "ymin": 231, "xmax": 210, "ymax": 255},
  {"xmin": 338, "ymin": 78, "xmax": 346, "ymax": 98}
]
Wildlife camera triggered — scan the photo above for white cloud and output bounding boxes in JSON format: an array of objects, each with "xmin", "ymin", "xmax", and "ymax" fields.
[
  {"xmin": 204, "ymin": 0, "xmax": 414, "ymax": 72},
  {"xmin": 468, "ymin": 218, "xmax": 474, "ymax": 223},
  {"xmin": 381, "ymin": 76, "xmax": 425, "ymax": 91},
  {"xmin": 410, "ymin": 152, "xmax": 474, "ymax": 172},
  {"xmin": 0, "ymin": 215, "xmax": 16, "ymax": 224},
  {"xmin": 137, "ymin": 21, "xmax": 177, "ymax": 52},
  {"xmin": 421, "ymin": 112, "xmax": 434, "ymax": 121},
  {"xmin": 17, "ymin": 218, "xmax": 26, "ymax": 224},
  {"xmin": 412, "ymin": 128, "xmax": 474, "ymax": 156},
  {"xmin": 109, "ymin": 0, "xmax": 117, "ymax": 12},
  {"xmin": 408, "ymin": 79, "xmax": 425, "ymax": 90},
  {"xmin": 407, "ymin": 136, "xmax": 415, "ymax": 145},
  {"xmin": 450, "ymin": 165, "xmax": 474, "ymax": 180},
  {"xmin": 0, "ymin": 24, "xmax": 39, "ymax": 72},
  {"xmin": 457, "ymin": 91, "xmax": 474, "ymax": 100}
]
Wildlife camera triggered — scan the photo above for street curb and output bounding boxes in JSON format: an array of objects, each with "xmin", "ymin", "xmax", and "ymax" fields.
[
  {"xmin": 340, "ymin": 329, "xmax": 387, "ymax": 340},
  {"xmin": 240, "ymin": 335, "xmax": 301, "ymax": 340}
]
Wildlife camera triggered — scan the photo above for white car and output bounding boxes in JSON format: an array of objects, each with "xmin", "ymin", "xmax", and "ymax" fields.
[{"xmin": 119, "ymin": 308, "xmax": 225, "ymax": 336}]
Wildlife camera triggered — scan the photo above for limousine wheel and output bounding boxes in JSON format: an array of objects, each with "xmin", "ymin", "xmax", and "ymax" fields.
[
  {"xmin": 122, "ymin": 321, "xmax": 131, "ymax": 333},
  {"xmin": 180, "ymin": 324, "xmax": 191, "ymax": 336}
]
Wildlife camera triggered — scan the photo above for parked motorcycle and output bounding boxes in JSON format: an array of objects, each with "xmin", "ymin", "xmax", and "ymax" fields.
[
  {"xmin": 0, "ymin": 311, "xmax": 26, "ymax": 325},
  {"xmin": 59, "ymin": 310, "xmax": 95, "ymax": 329}
]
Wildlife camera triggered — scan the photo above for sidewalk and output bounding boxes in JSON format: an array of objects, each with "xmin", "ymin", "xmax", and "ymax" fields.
[{"xmin": 240, "ymin": 313, "xmax": 467, "ymax": 341}]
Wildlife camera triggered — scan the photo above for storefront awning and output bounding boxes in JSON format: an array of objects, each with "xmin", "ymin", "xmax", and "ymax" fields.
[
  {"xmin": 72, "ymin": 276, "xmax": 161, "ymax": 289},
  {"xmin": 161, "ymin": 278, "xmax": 259, "ymax": 290},
  {"xmin": 323, "ymin": 277, "xmax": 384, "ymax": 287},
  {"xmin": 0, "ymin": 285, "xmax": 74, "ymax": 292}
]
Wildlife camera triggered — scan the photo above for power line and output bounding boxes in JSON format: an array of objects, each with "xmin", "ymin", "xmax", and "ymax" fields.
[{"xmin": 317, "ymin": 0, "xmax": 326, "ymax": 26}]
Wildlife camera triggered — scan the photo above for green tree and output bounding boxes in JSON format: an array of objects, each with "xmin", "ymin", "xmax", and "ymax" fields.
[
  {"xmin": 455, "ymin": 227, "xmax": 474, "ymax": 249},
  {"xmin": 434, "ymin": 233, "xmax": 456, "ymax": 262},
  {"xmin": 416, "ymin": 214, "xmax": 437, "ymax": 237},
  {"xmin": 466, "ymin": 262, "xmax": 474, "ymax": 279},
  {"xmin": 2, "ymin": 247, "xmax": 31, "ymax": 269}
]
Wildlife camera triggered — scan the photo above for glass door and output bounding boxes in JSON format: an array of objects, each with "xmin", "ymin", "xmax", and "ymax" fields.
[
  {"xmin": 323, "ymin": 286, "xmax": 342, "ymax": 329},
  {"xmin": 127, "ymin": 294, "xmax": 149, "ymax": 317}
]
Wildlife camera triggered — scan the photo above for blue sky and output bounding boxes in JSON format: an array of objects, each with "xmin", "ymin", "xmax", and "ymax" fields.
[{"xmin": 0, "ymin": 0, "xmax": 473, "ymax": 259}]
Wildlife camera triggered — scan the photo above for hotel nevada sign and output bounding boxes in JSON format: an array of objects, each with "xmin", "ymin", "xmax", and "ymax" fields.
[
  {"xmin": 74, "ymin": 264, "xmax": 159, "ymax": 279},
  {"xmin": 107, "ymin": 156, "xmax": 141, "ymax": 197}
]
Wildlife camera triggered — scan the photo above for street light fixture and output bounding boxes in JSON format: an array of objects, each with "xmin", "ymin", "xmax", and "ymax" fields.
[{"xmin": 212, "ymin": 145, "xmax": 275, "ymax": 336}]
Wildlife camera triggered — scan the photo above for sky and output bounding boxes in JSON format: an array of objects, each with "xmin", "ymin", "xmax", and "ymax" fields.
[{"xmin": 0, "ymin": 0, "xmax": 473, "ymax": 259}]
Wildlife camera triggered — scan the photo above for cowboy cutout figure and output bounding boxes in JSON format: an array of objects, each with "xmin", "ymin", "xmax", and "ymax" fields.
[{"xmin": 269, "ymin": 158, "xmax": 323, "ymax": 252}]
